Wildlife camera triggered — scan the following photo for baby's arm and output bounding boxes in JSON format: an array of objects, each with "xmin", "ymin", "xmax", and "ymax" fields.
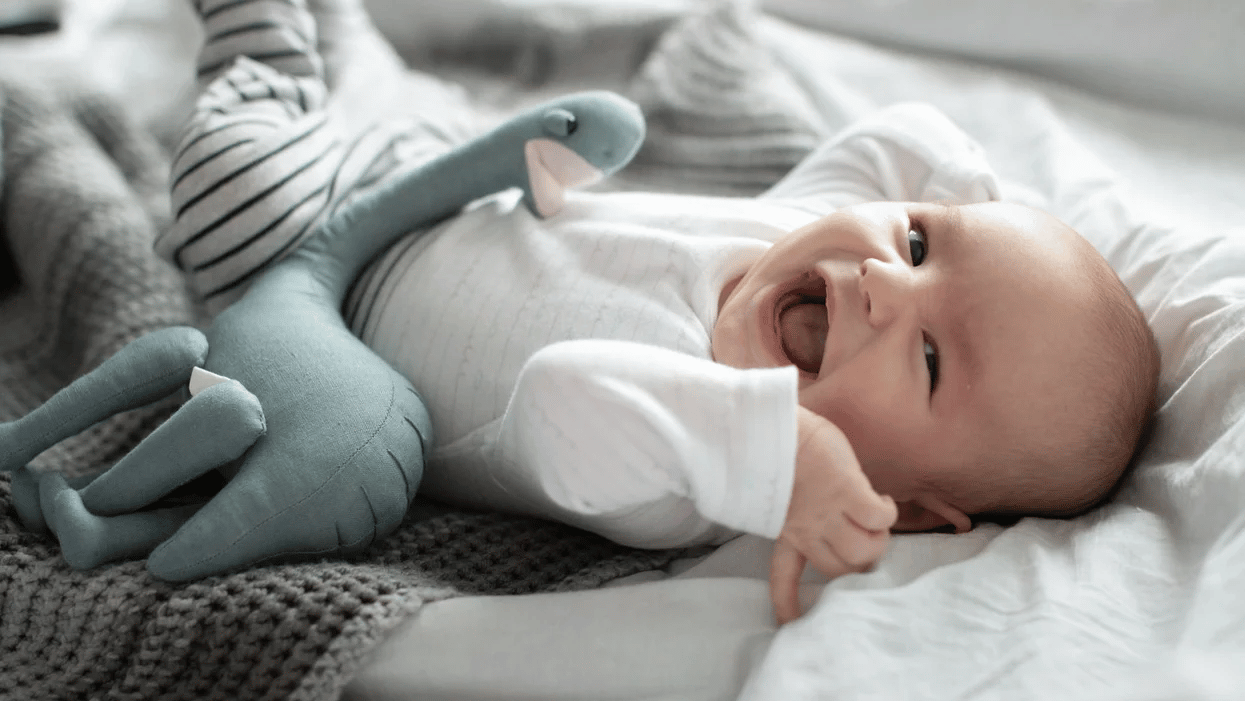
[
  {"xmin": 762, "ymin": 102, "xmax": 1001, "ymax": 209},
  {"xmin": 421, "ymin": 339, "xmax": 800, "ymax": 549},
  {"xmin": 426, "ymin": 339, "xmax": 894, "ymax": 622}
]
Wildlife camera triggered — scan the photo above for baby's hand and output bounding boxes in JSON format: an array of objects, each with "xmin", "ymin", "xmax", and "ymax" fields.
[{"xmin": 770, "ymin": 407, "xmax": 898, "ymax": 625}]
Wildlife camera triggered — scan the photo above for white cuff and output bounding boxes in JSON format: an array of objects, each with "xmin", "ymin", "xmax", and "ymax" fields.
[{"xmin": 699, "ymin": 365, "xmax": 798, "ymax": 539}]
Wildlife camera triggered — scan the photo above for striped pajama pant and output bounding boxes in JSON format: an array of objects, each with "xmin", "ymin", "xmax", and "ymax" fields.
[{"xmin": 158, "ymin": 0, "xmax": 460, "ymax": 314}]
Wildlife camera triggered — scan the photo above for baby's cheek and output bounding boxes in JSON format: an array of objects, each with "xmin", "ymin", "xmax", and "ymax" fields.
[
  {"xmin": 708, "ymin": 312, "xmax": 744, "ymax": 368},
  {"xmin": 799, "ymin": 360, "xmax": 915, "ymax": 465}
]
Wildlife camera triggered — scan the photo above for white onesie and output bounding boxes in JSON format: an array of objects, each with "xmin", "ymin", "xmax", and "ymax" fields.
[{"xmin": 343, "ymin": 103, "xmax": 1001, "ymax": 549}]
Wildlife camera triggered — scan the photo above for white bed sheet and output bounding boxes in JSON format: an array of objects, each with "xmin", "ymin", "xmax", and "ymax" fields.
[{"xmin": 739, "ymin": 9, "xmax": 1245, "ymax": 701}]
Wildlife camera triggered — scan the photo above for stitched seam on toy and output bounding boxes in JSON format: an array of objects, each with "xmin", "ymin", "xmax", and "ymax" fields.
[{"xmin": 162, "ymin": 373, "xmax": 398, "ymax": 574}]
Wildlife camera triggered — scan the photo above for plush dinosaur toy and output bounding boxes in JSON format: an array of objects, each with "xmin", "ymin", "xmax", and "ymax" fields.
[{"xmin": 0, "ymin": 90, "xmax": 646, "ymax": 582}]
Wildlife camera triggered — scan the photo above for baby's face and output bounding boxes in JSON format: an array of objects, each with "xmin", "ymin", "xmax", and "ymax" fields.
[{"xmin": 713, "ymin": 202, "xmax": 1105, "ymax": 526}]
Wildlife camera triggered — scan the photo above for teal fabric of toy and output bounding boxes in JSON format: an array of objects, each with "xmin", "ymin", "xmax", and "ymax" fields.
[{"xmin": 0, "ymin": 65, "xmax": 645, "ymax": 581}]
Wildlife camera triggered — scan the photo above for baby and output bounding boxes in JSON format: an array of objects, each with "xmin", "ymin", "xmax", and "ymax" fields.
[{"xmin": 162, "ymin": 0, "xmax": 1158, "ymax": 621}]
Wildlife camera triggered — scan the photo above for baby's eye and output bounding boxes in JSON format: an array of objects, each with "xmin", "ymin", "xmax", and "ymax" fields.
[
  {"xmin": 908, "ymin": 227, "xmax": 928, "ymax": 266},
  {"xmin": 923, "ymin": 337, "xmax": 939, "ymax": 392}
]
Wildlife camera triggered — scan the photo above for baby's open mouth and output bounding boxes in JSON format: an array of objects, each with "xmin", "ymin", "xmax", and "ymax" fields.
[{"xmin": 776, "ymin": 273, "xmax": 828, "ymax": 374}]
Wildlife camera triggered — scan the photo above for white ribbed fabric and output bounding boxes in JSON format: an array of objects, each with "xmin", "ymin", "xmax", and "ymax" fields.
[{"xmin": 346, "ymin": 102, "xmax": 1002, "ymax": 548}]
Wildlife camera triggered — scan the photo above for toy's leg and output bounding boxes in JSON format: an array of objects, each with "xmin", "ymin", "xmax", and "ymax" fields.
[
  {"xmin": 9, "ymin": 467, "xmax": 45, "ymax": 532},
  {"xmin": 9, "ymin": 466, "xmax": 95, "ymax": 533},
  {"xmin": 37, "ymin": 380, "xmax": 265, "ymax": 570},
  {"xmin": 38, "ymin": 472, "xmax": 201, "ymax": 571},
  {"xmin": 0, "ymin": 326, "xmax": 208, "ymax": 474},
  {"xmin": 78, "ymin": 378, "xmax": 265, "ymax": 515},
  {"xmin": 145, "ymin": 371, "xmax": 431, "ymax": 582}
]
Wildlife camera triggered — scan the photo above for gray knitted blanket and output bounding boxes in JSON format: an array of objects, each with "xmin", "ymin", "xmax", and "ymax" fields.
[
  {"xmin": 0, "ymin": 68, "xmax": 680, "ymax": 701},
  {"xmin": 0, "ymin": 2, "xmax": 827, "ymax": 697}
]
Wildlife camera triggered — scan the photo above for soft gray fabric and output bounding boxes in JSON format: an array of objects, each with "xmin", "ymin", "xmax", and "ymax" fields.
[
  {"xmin": 0, "ymin": 72, "xmax": 193, "ymax": 478},
  {"xmin": 0, "ymin": 479, "xmax": 680, "ymax": 701}
]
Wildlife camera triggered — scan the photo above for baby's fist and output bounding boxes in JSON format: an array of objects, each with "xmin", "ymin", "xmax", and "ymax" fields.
[{"xmin": 769, "ymin": 407, "xmax": 898, "ymax": 624}]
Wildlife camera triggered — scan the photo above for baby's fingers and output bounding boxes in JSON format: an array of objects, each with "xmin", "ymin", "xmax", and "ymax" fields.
[
  {"xmin": 769, "ymin": 539, "xmax": 808, "ymax": 625},
  {"xmin": 828, "ymin": 509, "xmax": 892, "ymax": 572}
]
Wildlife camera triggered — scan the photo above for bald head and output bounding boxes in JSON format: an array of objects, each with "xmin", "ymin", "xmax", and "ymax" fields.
[{"xmin": 971, "ymin": 209, "xmax": 1161, "ymax": 518}]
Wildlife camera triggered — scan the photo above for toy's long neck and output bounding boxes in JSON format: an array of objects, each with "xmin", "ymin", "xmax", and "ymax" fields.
[{"xmin": 282, "ymin": 126, "xmax": 530, "ymax": 305}]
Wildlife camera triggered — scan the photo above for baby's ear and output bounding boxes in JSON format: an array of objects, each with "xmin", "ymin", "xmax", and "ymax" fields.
[{"xmin": 892, "ymin": 494, "xmax": 972, "ymax": 534}]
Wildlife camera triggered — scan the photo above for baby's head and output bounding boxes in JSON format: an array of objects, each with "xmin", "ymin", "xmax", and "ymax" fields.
[{"xmin": 713, "ymin": 201, "xmax": 1159, "ymax": 532}]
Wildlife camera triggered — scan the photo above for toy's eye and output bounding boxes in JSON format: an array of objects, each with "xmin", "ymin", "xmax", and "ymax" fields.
[{"xmin": 542, "ymin": 109, "xmax": 578, "ymax": 137}]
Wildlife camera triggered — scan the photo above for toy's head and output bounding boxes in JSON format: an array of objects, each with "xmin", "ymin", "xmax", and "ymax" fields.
[{"xmin": 523, "ymin": 91, "xmax": 646, "ymax": 217}]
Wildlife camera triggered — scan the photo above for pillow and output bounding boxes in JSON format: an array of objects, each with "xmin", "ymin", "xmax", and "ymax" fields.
[
  {"xmin": 620, "ymin": 1, "xmax": 832, "ymax": 195},
  {"xmin": 759, "ymin": 0, "xmax": 1245, "ymax": 126}
]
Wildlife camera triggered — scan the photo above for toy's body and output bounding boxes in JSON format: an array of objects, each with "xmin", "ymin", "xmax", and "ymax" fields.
[{"xmin": 0, "ymin": 61, "xmax": 645, "ymax": 579}]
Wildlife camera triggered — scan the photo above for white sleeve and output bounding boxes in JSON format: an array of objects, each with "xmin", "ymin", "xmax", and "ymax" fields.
[
  {"xmin": 422, "ymin": 340, "xmax": 799, "ymax": 549},
  {"xmin": 762, "ymin": 102, "xmax": 1001, "ymax": 212}
]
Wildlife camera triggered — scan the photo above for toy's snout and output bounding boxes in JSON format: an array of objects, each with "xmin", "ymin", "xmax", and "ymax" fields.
[
  {"xmin": 539, "ymin": 91, "xmax": 645, "ymax": 175},
  {"xmin": 524, "ymin": 91, "xmax": 646, "ymax": 217}
]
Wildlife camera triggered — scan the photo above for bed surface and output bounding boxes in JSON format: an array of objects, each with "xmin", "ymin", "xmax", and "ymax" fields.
[{"xmin": 5, "ymin": 0, "xmax": 1245, "ymax": 699}]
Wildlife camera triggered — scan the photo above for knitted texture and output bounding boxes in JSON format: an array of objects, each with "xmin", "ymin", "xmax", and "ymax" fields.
[
  {"xmin": 0, "ymin": 60, "xmax": 681, "ymax": 701},
  {"xmin": 0, "ymin": 476, "xmax": 681, "ymax": 701},
  {"xmin": 0, "ymin": 72, "xmax": 193, "ymax": 479}
]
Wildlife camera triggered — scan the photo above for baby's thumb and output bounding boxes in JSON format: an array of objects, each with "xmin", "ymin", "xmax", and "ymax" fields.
[{"xmin": 850, "ymin": 493, "xmax": 898, "ymax": 533}]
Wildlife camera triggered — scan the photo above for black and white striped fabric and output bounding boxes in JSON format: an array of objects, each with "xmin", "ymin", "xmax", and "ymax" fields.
[
  {"xmin": 194, "ymin": 0, "xmax": 323, "ymax": 84},
  {"xmin": 157, "ymin": 0, "xmax": 450, "ymax": 310}
]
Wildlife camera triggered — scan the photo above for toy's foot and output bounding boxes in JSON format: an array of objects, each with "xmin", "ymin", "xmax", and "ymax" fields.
[
  {"xmin": 78, "ymin": 377, "xmax": 265, "ymax": 515},
  {"xmin": 10, "ymin": 467, "xmax": 47, "ymax": 532},
  {"xmin": 9, "ymin": 466, "xmax": 97, "ymax": 533},
  {"xmin": 40, "ymin": 472, "xmax": 200, "ymax": 571}
]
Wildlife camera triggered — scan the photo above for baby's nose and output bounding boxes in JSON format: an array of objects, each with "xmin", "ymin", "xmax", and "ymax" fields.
[{"xmin": 859, "ymin": 258, "xmax": 913, "ymax": 327}]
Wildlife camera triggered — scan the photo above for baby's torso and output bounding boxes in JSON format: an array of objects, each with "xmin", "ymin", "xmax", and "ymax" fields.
[{"xmin": 347, "ymin": 189, "xmax": 815, "ymax": 445}]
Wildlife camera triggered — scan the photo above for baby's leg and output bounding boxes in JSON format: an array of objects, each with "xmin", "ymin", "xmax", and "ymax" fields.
[
  {"xmin": 157, "ymin": 0, "xmax": 341, "ymax": 309},
  {"xmin": 194, "ymin": 0, "xmax": 323, "ymax": 85},
  {"xmin": 160, "ymin": 0, "xmax": 470, "ymax": 312},
  {"xmin": 0, "ymin": 326, "xmax": 208, "ymax": 474}
]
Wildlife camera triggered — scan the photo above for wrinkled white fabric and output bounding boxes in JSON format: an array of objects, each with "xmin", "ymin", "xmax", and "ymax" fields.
[{"xmin": 740, "ymin": 11, "xmax": 1245, "ymax": 701}]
